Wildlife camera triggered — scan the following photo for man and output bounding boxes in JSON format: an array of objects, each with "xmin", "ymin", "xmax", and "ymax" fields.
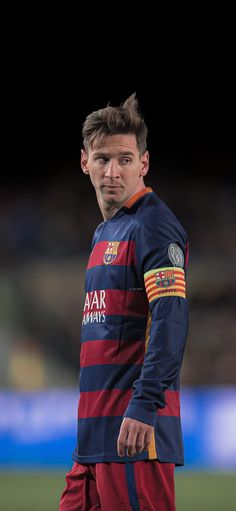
[{"xmin": 60, "ymin": 94, "xmax": 189, "ymax": 510}]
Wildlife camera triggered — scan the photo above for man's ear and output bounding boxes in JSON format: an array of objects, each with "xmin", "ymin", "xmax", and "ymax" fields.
[
  {"xmin": 81, "ymin": 149, "xmax": 89, "ymax": 174},
  {"xmin": 139, "ymin": 151, "xmax": 149, "ymax": 177}
]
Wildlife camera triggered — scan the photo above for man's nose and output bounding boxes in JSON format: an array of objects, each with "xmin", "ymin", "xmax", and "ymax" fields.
[{"xmin": 105, "ymin": 160, "xmax": 120, "ymax": 178}]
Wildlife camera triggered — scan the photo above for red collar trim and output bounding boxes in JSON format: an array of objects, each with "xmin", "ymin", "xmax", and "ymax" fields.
[{"xmin": 124, "ymin": 187, "xmax": 153, "ymax": 209}]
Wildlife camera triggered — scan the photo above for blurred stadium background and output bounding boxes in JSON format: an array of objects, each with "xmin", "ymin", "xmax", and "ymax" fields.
[{"xmin": 1, "ymin": 122, "xmax": 236, "ymax": 507}]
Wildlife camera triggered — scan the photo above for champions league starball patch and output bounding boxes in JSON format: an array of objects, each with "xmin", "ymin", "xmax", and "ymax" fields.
[{"xmin": 168, "ymin": 243, "xmax": 184, "ymax": 268}]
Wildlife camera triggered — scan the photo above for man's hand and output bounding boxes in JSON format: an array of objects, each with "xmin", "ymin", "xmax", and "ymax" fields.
[{"xmin": 117, "ymin": 417, "xmax": 154, "ymax": 457}]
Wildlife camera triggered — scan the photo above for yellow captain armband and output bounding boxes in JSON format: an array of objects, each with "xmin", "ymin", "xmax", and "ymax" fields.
[{"xmin": 144, "ymin": 267, "xmax": 186, "ymax": 302}]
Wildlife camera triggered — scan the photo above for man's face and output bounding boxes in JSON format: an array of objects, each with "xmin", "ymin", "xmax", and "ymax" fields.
[{"xmin": 81, "ymin": 134, "xmax": 149, "ymax": 207}]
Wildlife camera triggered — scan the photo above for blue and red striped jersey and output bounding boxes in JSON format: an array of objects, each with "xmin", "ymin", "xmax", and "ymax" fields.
[{"xmin": 73, "ymin": 187, "xmax": 189, "ymax": 465}]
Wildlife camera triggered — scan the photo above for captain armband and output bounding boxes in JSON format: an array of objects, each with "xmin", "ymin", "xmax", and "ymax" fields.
[{"xmin": 144, "ymin": 267, "xmax": 186, "ymax": 302}]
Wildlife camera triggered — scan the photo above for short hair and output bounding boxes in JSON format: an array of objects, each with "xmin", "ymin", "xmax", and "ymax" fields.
[{"xmin": 82, "ymin": 93, "xmax": 148, "ymax": 155}]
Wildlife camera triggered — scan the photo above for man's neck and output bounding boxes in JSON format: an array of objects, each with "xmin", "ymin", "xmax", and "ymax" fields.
[
  {"xmin": 98, "ymin": 198, "xmax": 123, "ymax": 221},
  {"xmin": 98, "ymin": 182, "xmax": 146, "ymax": 221}
]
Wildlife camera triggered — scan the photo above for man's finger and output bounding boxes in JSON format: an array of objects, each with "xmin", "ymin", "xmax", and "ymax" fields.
[
  {"xmin": 126, "ymin": 428, "xmax": 138, "ymax": 456},
  {"xmin": 135, "ymin": 431, "xmax": 146, "ymax": 453},
  {"xmin": 117, "ymin": 424, "xmax": 128, "ymax": 456}
]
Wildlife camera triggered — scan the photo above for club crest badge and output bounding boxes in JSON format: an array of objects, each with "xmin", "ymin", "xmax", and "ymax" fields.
[
  {"xmin": 168, "ymin": 243, "xmax": 184, "ymax": 268},
  {"xmin": 103, "ymin": 241, "xmax": 120, "ymax": 265},
  {"xmin": 156, "ymin": 270, "xmax": 175, "ymax": 288}
]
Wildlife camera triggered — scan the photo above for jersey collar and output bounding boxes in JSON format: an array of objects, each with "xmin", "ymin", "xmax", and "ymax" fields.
[{"xmin": 123, "ymin": 187, "xmax": 153, "ymax": 209}]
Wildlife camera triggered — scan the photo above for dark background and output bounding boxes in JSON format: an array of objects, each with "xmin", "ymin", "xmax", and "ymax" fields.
[
  {"xmin": 1, "ymin": 60, "xmax": 235, "ymax": 185},
  {"xmin": 0, "ymin": 52, "xmax": 236, "ymax": 388}
]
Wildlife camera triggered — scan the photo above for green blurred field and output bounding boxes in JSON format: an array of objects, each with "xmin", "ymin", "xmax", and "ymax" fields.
[{"xmin": 0, "ymin": 470, "xmax": 235, "ymax": 510}]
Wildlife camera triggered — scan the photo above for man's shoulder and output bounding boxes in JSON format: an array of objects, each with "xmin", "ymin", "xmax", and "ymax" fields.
[
  {"xmin": 133, "ymin": 191, "xmax": 188, "ymax": 244},
  {"xmin": 135, "ymin": 191, "xmax": 180, "ymax": 225}
]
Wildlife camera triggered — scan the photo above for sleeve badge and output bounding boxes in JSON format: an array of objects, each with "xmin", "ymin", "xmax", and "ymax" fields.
[{"xmin": 168, "ymin": 243, "xmax": 184, "ymax": 268}]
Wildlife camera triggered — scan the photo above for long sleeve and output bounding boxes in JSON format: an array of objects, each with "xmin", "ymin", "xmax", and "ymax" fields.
[{"xmin": 124, "ymin": 215, "xmax": 189, "ymax": 427}]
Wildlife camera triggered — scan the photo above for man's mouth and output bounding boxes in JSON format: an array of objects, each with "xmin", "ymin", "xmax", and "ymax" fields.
[{"xmin": 102, "ymin": 185, "xmax": 122, "ymax": 189}]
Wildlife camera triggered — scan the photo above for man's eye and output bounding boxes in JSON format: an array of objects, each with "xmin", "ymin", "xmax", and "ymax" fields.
[
  {"xmin": 96, "ymin": 157, "xmax": 108, "ymax": 163},
  {"xmin": 120, "ymin": 158, "xmax": 131, "ymax": 165}
]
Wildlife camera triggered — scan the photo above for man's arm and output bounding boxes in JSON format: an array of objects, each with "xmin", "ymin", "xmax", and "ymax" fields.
[
  {"xmin": 117, "ymin": 229, "xmax": 189, "ymax": 456},
  {"xmin": 117, "ymin": 294, "xmax": 188, "ymax": 456}
]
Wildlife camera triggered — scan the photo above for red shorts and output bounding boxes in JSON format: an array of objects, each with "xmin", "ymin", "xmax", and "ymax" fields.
[{"xmin": 59, "ymin": 460, "xmax": 175, "ymax": 511}]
